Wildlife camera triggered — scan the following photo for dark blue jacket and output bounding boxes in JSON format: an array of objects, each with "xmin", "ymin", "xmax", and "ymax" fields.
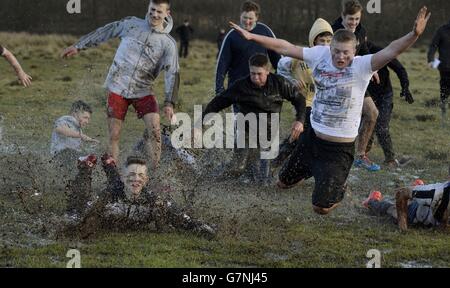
[
  {"xmin": 428, "ymin": 21, "xmax": 450, "ymax": 71},
  {"xmin": 215, "ymin": 23, "xmax": 281, "ymax": 94}
]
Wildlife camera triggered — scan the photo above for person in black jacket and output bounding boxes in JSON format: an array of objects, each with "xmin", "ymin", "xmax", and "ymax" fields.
[
  {"xmin": 332, "ymin": 0, "xmax": 381, "ymax": 172},
  {"xmin": 428, "ymin": 20, "xmax": 450, "ymax": 125},
  {"xmin": 365, "ymin": 41, "xmax": 414, "ymax": 168},
  {"xmin": 175, "ymin": 19, "xmax": 194, "ymax": 58},
  {"xmin": 197, "ymin": 54, "xmax": 306, "ymax": 184}
]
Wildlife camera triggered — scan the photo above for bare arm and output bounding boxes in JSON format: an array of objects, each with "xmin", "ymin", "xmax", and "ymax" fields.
[
  {"xmin": 229, "ymin": 22, "xmax": 304, "ymax": 60},
  {"xmin": 2, "ymin": 48, "xmax": 32, "ymax": 87},
  {"xmin": 55, "ymin": 126, "xmax": 99, "ymax": 143},
  {"xmin": 372, "ymin": 6, "xmax": 431, "ymax": 72}
]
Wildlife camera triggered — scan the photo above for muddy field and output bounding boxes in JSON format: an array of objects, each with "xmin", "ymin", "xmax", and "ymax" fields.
[{"xmin": 0, "ymin": 34, "xmax": 449, "ymax": 267}]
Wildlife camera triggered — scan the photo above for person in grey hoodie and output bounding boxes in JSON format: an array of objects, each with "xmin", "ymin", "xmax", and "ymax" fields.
[{"xmin": 62, "ymin": 0, "xmax": 180, "ymax": 170}]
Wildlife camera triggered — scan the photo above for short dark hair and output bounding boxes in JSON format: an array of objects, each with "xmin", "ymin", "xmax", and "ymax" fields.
[
  {"xmin": 125, "ymin": 156, "xmax": 147, "ymax": 168},
  {"xmin": 342, "ymin": 0, "xmax": 363, "ymax": 16},
  {"xmin": 317, "ymin": 31, "xmax": 333, "ymax": 39},
  {"xmin": 241, "ymin": 1, "xmax": 260, "ymax": 17},
  {"xmin": 314, "ymin": 31, "xmax": 334, "ymax": 45},
  {"xmin": 333, "ymin": 29, "xmax": 358, "ymax": 47},
  {"xmin": 151, "ymin": 0, "xmax": 170, "ymax": 7},
  {"xmin": 249, "ymin": 53, "xmax": 270, "ymax": 68},
  {"xmin": 70, "ymin": 100, "xmax": 92, "ymax": 114}
]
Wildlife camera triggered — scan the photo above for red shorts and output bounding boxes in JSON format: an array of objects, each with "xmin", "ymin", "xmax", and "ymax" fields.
[{"xmin": 107, "ymin": 92, "xmax": 159, "ymax": 120}]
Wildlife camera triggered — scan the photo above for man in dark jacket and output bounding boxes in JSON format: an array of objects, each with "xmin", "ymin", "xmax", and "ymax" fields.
[
  {"xmin": 216, "ymin": 1, "xmax": 280, "ymax": 95},
  {"xmin": 366, "ymin": 41, "xmax": 414, "ymax": 168},
  {"xmin": 175, "ymin": 19, "xmax": 194, "ymax": 58},
  {"xmin": 199, "ymin": 54, "xmax": 306, "ymax": 184},
  {"xmin": 428, "ymin": 20, "xmax": 450, "ymax": 126}
]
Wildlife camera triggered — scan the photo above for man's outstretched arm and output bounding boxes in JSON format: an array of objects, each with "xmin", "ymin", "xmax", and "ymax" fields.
[
  {"xmin": 61, "ymin": 18, "xmax": 128, "ymax": 58},
  {"xmin": 2, "ymin": 48, "xmax": 32, "ymax": 87},
  {"xmin": 372, "ymin": 6, "xmax": 431, "ymax": 72},
  {"xmin": 229, "ymin": 22, "xmax": 304, "ymax": 60}
]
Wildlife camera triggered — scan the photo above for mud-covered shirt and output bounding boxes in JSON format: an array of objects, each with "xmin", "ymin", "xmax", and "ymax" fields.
[
  {"xmin": 74, "ymin": 16, "xmax": 180, "ymax": 104},
  {"xmin": 50, "ymin": 115, "xmax": 82, "ymax": 155},
  {"xmin": 303, "ymin": 45, "xmax": 375, "ymax": 138}
]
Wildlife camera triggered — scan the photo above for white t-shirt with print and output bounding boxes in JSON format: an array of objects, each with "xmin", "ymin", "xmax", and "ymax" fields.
[{"xmin": 303, "ymin": 46, "xmax": 375, "ymax": 138}]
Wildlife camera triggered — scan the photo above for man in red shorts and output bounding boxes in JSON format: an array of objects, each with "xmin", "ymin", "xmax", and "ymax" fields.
[{"xmin": 62, "ymin": 0, "xmax": 180, "ymax": 170}]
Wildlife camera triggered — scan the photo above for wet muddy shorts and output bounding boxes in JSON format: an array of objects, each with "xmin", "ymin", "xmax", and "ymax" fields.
[
  {"xmin": 278, "ymin": 128, "xmax": 355, "ymax": 209},
  {"xmin": 107, "ymin": 92, "xmax": 159, "ymax": 120}
]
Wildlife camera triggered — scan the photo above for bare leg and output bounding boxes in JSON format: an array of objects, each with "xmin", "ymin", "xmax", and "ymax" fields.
[
  {"xmin": 108, "ymin": 118, "xmax": 124, "ymax": 163},
  {"xmin": 395, "ymin": 187, "xmax": 413, "ymax": 231},
  {"xmin": 357, "ymin": 97, "xmax": 379, "ymax": 156},
  {"xmin": 142, "ymin": 113, "xmax": 161, "ymax": 171}
]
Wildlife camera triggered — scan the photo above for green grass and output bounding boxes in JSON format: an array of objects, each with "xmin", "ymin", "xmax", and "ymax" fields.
[{"xmin": 0, "ymin": 33, "xmax": 449, "ymax": 268}]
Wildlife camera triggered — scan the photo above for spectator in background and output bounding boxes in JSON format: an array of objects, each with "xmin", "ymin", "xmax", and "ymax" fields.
[
  {"xmin": 428, "ymin": 19, "xmax": 450, "ymax": 126},
  {"xmin": 176, "ymin": 19, "xmax": 194, "ymax": 58}
]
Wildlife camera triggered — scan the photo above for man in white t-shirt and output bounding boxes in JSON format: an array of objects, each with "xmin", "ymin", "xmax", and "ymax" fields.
[{"xmin": 230, "ymin": 7, "xmax": 431, "ymax": 215}]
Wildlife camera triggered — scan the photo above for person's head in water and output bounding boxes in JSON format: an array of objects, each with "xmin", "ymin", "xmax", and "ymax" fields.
[
  {"xmin": 147, "ymin": 0, "xmax": 171, "ymax": 29},
  {"xmin": 121, "ymin": 156, "xmax": 150, "ymax": 199},
  {"xmin": 184, "ymin": 19, "xmax": 189, "ymax": 26},
  {"xmin": 248, "ymin": 53, "xmax": 271, "ymax": 88},
  {"xmin": 330, "ymin": 29, "xmax": 358, "ymax": 69},
  {"xmin": 240, "ymin": 1, "xmax": 260, "ymax": 31},
  {"xmin": 70, "ymin": 100, "xmax": 92, "ymax": 129},
  {"xmin": 341, "ymin": 0, "xmax": 364, "ymax": 33}
]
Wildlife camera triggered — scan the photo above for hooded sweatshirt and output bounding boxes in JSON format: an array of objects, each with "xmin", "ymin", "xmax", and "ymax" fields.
[
  {"xmin": 74, "ymin": 3, "xmax": 180, "ymax": 105},
  {"xmin": 277, "ymin": 18, "xmax": 333, "ymax": 107}
]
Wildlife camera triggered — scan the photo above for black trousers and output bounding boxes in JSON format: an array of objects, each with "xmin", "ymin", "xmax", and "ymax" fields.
[
  {"xmin": 440, "ymin": 70, "xmax": 450, "ymax": 104},
  {"xmin": 179, "ymin": 40, "xmax": 190, "ymax": 58},
  {"xmin": 366, "ymin": 92, "xmax": 395, "ymax": 162}
]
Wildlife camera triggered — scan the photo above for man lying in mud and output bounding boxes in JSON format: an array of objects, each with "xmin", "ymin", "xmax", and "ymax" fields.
[
  {"xmin": 363, "ymin": 165, "xmax": 450, "ymax": 231},
  {"xmin": 63, "ymin": 154, "xmax": 216, "ymax": 238}
]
